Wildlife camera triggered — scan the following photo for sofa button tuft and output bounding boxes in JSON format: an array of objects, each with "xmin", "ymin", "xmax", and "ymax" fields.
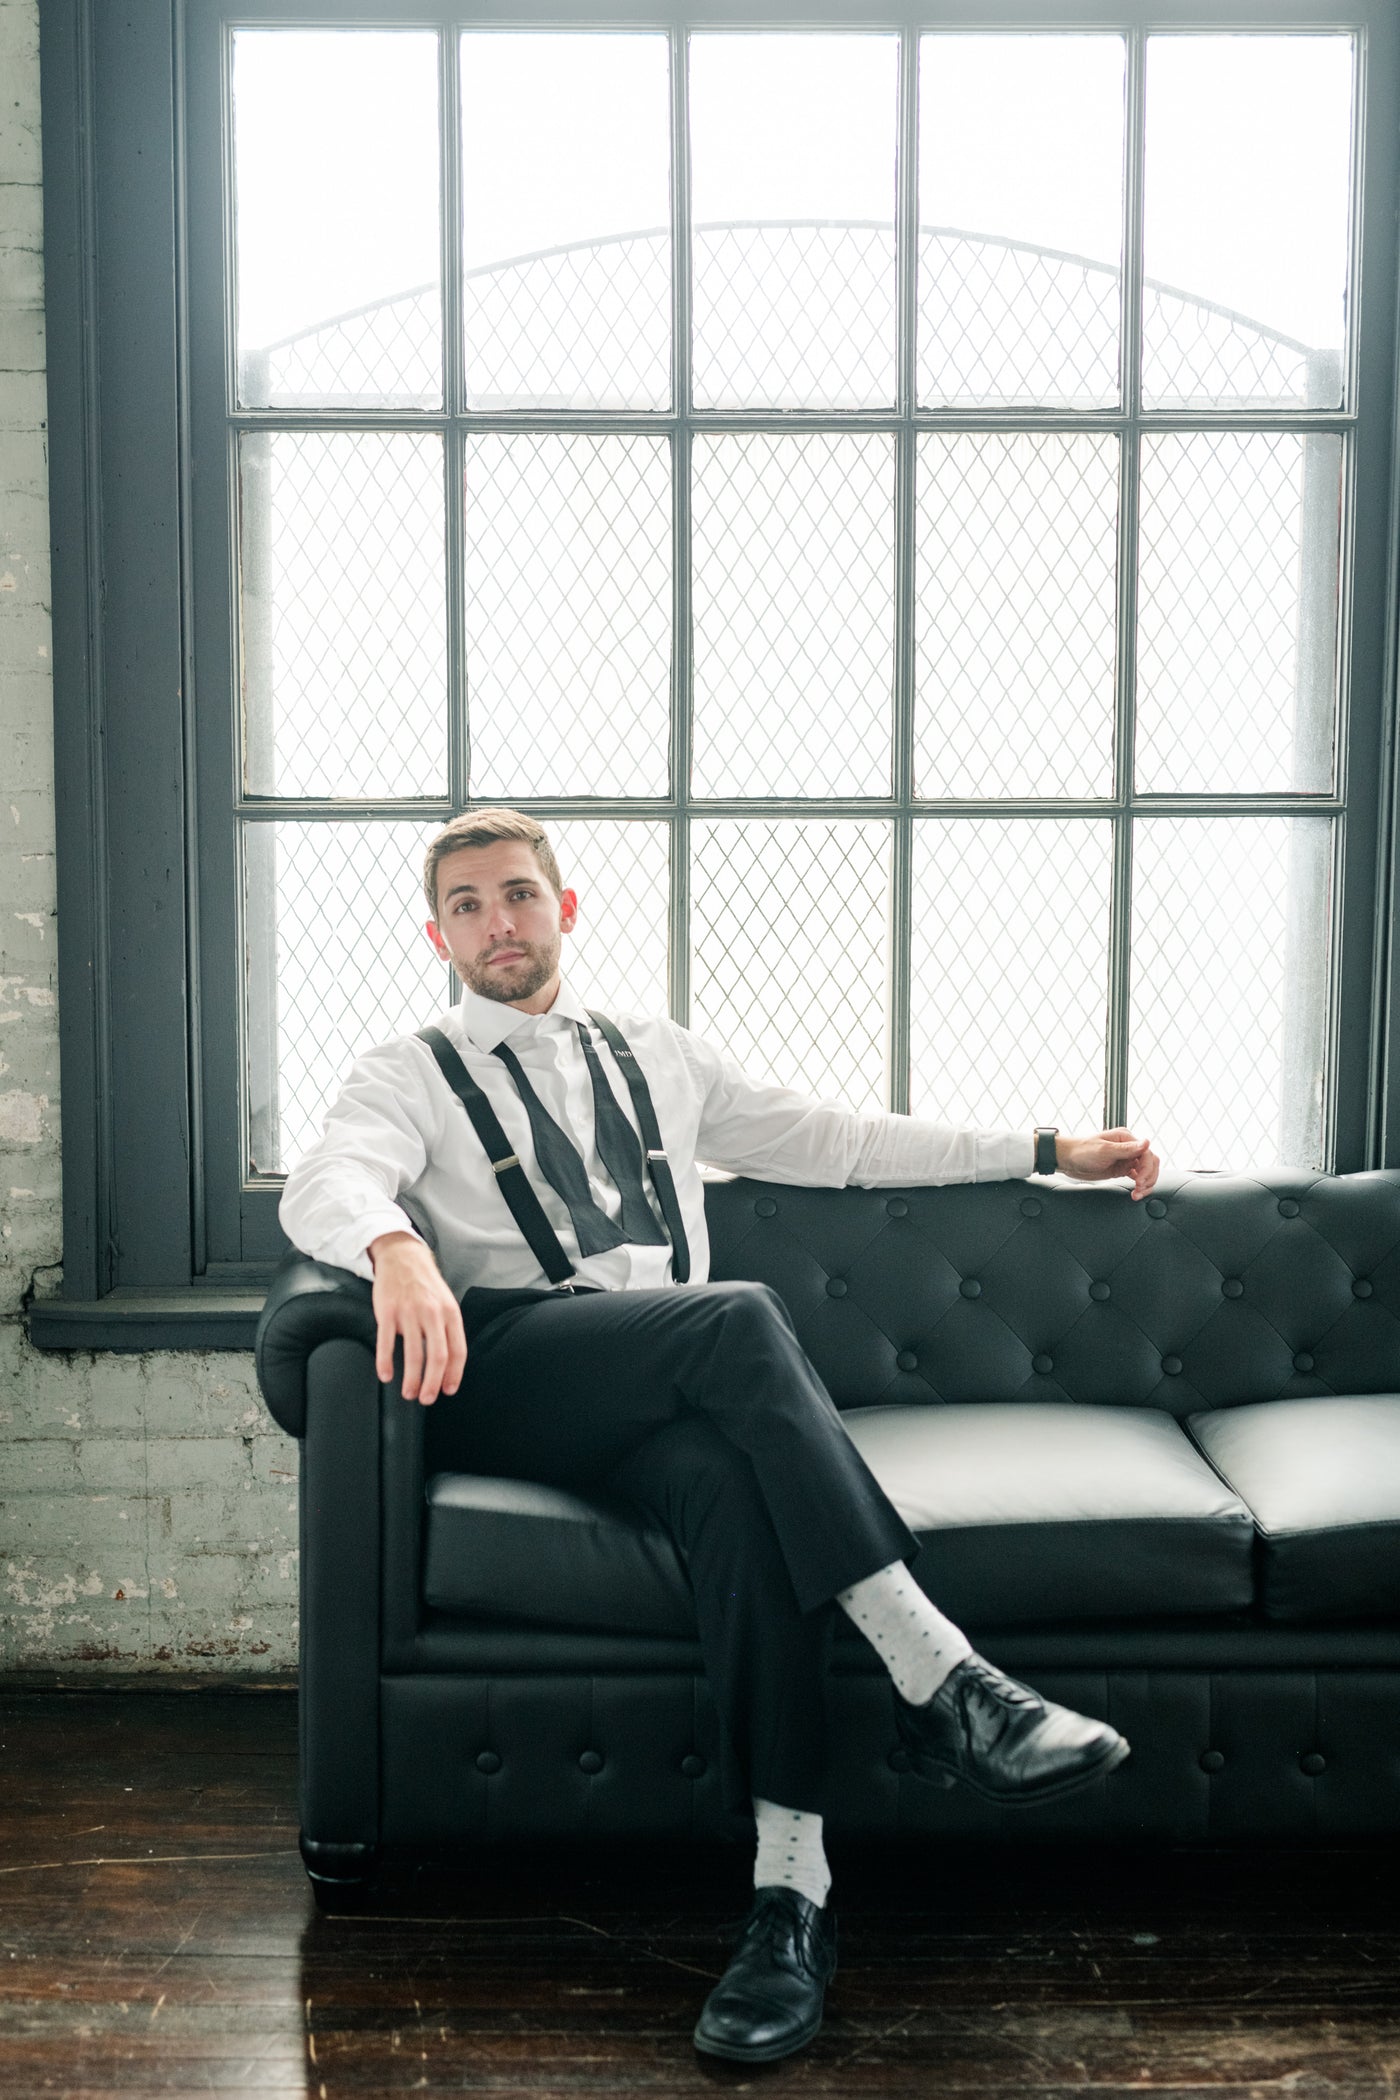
[
  {"xmin": 1089, "ymin": 1280, "xmax": 1110, "ymax": 1301},
  {"xmin": 959, "ymin": 1278, "xmax": 982, "ymax": 1299},
  {"xmin": 1300, "ymin": 1751, "xmax": 1327, "ymax": 1776},
  {"xmin": 680, "ymin": 1753, "xmax": 706, "ymax": 1779},
  {"xmin": 1032, "ymin": 1353, "xmax": 1054, "ymax": 1375},
  {"xmin": 888, "ymin": 1747, "xmax": 911, "ymax": 1773},
  {"xmin": 1293, "ymin": 1351, "xmax": 1315, "ymax": 1373},
  {"xmin": 827, "ymin": 1276, "xmax": 848, "ymax": 1298},
  {"xmin": 1146, "ymin": 1197, "xmax": 1167, "ymax": 1218},
  {"xmin": 754, "ymin": 1197, "xmax": 778, "ymax": 1218},
  {"xmin": 578, "ymin": 1750, "xmax": 604, "ymax": 1775},
  {"xmin": 1353, "ymin": 1277, "xmax": 1373, "ymax": 1298},
  {"xmin": 1199, "ymin": 1749, "xmax": 1225, "ymax": 1773},
  {"xmin": 475, "ymin": 1750, "xmax": 501, "ymax": 1776},
  {"xmin": 896, "ymin": 1350, "xmax": 919, "ymax": 1373},
  {"xmin": 1162, "ymin": 1355, "xmax": 1182, "ymax": 1375},
  {"xmin": 1020, "ymin": 1197, "xmax": 1041, "ymax": 1218},
  {"xmin": 1278, "ymin": 1198, "xmax": 1300, "ymax": 1218},
  {"xmin": 1222, "ymin": 1277, "xmax": 1244, "ymax": 1298},
  {"xmin": 886, "ymin": 1197, "xmax": 909, "ymax": 1218}
]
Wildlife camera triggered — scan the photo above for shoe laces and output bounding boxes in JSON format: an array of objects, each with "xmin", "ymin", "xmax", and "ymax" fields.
[
  {"xmin": 960, "ymin": 1654, "xmax": 1042, "ymax": 1712},
  {"xmin": 724, "ymin": 1889, "xmax": 819, "ymax": 1963}
]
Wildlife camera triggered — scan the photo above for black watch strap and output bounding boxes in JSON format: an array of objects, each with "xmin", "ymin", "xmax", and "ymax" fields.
[{"xmin": 1034, "ymin": 1126, "xmax": 1059, "ymax": 1176}]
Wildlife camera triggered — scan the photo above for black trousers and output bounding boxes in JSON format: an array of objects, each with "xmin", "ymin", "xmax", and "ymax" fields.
[{"xmin": 437, "ymin": 1279, "xmax": 919, "ymax": 1817}]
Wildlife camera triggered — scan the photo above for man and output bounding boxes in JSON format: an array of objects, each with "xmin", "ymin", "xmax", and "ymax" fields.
[{"xmin": 281, "ymin": 807, "xmax": 1161, "ymax": 2066}]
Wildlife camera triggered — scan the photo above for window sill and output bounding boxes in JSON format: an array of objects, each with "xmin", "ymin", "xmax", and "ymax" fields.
[{"xmin": 27, "ymin": 1287, "xmax": 266, "ymax": 1353}]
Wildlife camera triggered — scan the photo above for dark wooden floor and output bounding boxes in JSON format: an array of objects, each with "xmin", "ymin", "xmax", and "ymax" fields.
[{"xmin": 1, "ymin": 1690, "xmax": 1398, "ymax": 2098}]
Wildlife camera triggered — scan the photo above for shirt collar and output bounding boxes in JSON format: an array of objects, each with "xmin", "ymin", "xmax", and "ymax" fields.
[{"xmin": 456, "ymin": 975, "xmax": 591, "ymax": 1052}]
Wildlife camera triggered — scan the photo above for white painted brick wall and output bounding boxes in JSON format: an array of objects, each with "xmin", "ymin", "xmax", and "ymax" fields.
[{"xmin": 0, "ymin": 0, "xmax": 298, "ymax": 1672}]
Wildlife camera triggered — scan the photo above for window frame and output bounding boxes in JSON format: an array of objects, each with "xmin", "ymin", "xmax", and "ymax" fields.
[{"xmin": 32, "ymin": 0, "xmax": 1400, "ymax": 1348}]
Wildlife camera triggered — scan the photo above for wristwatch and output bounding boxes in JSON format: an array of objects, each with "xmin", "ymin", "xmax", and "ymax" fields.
[{"xmin": 1034, "ymin": 1126, "xmax": 1059, "ymax": 1176}]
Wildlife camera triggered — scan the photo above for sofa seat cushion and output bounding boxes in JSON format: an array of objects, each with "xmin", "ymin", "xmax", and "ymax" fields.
[
  {"xmin": 423, "ymin": 1401, "xmax": 1256, "ymax": 1635},
  {"xmin": 1186, "ymin": 1395, "xmax": 1400, "ymax": 1622},
  {"xmin": 423, "ymin": 1473, "xmax": 696, "ymax": 1637},
  {"xmin": 842, "ymin": 1402, "xmax": 1255, "ymax": 1623}
]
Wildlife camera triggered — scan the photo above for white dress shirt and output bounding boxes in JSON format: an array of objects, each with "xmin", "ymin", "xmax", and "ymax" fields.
[{"xmin": 278, "ymin": 978, "xmax": 1037, "ymax": 1294}]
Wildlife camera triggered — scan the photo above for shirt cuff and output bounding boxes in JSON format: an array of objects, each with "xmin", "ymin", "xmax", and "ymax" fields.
[
  {"xmin": 337, "ymin": 1205, "xmax": 425, "ymax": 1282},
  {"xmin": 976, "ymin": 1128, "xmax": 1037, "ymax": 1183}
]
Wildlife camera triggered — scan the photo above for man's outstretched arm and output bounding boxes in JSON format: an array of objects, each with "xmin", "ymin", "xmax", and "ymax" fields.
[{"xmin": 683, "ymin": 1031, "xmax": 1160, "ymax": 1198}]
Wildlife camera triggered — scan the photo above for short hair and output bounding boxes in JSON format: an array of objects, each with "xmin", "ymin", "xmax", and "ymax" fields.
[{"xmin": 422, "ymin": 808, "xmax": 564, "ymax": 918}]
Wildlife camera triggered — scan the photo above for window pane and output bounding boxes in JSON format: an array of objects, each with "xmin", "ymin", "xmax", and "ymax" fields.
[
  {"xmin": 692, "ymin": 434, "xmax": 894, "ymax": 798},
  {"xmin": 911, "ymin": 820, "xmax": 1111, "ymax": 1131},
  {"xmin": 1143, "ymin": 36, "xmax": 1353, "ymax": 408},
  {"xmin": 689, "ymin": 33, "xmax": 897, "ymax": 409},
  {"xmin": 464, "ymin": 435, "xmax": 671, "ymax": 800},
  {"xmin": 241, "ymin": 434, "xmax": 447, "ymax": 800},
  {"xmin": 691, "ymin": 821, "xmax": 890, "ymax": 1111},
  {"xmin": 461, "ymin": 34, "xmax": 670, "ymax": 410},
  {"xmin": 551, "ymin": 820, "xmax": 670, "ymax": 1016},
  {"xmin": 247, "ymin": 822, "xmax": 447, "ymax": 1175},
  {"xmin": 1128, "ymin": 817, "xmax": 1331, "ymax": 1171},
  {"xmin": 918, "ymin": 35, "xmax": 1125, "ymax": 408},
  {"xmin": 915, "ymin": 433, "xmax": 1118, "ymax": 799},
  {"xmin": 1137, "ymin": 433, "xmax": 1340, "ymax": 794},
  {"xmin": 232, "ymin": 31, "xmax": 441, "ymax": 410}
]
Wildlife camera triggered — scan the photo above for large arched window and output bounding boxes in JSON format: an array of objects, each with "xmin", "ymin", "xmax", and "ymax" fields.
[{"xmin": 33, "ymin": 1, "xmax": 1400, "ymax": 1339}]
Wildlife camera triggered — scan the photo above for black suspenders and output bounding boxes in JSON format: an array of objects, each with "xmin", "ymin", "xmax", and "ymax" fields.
[{"xmin": 416, "ymin": 1016, "xmax": 691, "ymax": 1287}]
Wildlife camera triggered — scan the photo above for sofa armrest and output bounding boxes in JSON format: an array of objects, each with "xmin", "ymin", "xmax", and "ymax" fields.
[{"xmin": 255, "ymin": 1254, "xmax": 378, "ymax": 1438}]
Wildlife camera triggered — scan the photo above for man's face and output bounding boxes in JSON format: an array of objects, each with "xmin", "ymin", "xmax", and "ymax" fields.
[{"xmin": 427, "ymin": 841, "xmax": 578, "ymax": 1012}]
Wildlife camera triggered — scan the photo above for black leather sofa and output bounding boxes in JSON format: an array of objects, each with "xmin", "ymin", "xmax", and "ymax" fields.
[{"xmin": 254, "ymin": 1169, "xmax": 1400, "ymax": 1897}]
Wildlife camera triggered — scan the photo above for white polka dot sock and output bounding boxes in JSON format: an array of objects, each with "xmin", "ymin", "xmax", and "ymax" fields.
[
  {"xmin": 835, "ymin": 1559, "xmax": 974, "ymax": 1707},
  {"xmin": 752, "ymin": 1795, "xmax": 831, "ymax": 1911}
]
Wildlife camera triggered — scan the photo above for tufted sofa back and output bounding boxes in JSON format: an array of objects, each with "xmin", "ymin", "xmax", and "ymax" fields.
[{"xmin": 703, "ymin": 1168, "xmax": 1400, "ymax": 1419}]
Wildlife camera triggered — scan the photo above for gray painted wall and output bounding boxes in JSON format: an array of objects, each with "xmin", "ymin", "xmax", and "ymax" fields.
[{"xmin": 0, "ymin": 0, "xmax": 297, "ymax": 1670}]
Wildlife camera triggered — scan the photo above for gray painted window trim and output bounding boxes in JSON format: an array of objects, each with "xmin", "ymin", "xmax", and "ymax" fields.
[{"xmin": 31, "ymin": 0, "xmax": 1400, "ymax": 1351}]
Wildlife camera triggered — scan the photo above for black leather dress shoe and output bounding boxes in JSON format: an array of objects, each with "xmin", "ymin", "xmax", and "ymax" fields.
[
  {"xmin": 692, "ymin": 1885, "xmax": 836, "ymax": 2063},
  {"xmin": 894, "ymin": 1650, "xmax": 1131, "ymax": 1805}
]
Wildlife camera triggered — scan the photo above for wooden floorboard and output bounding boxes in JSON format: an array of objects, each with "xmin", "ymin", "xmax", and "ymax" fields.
[{"xmin": 1, "ymin": 1688, "xmax": 1397, "ymax": 2098}]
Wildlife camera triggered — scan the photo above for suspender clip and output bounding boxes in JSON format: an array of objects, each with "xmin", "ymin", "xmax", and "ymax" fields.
[
  {"xmin": 491, "ymin": 1154, "xmax": 521, "ymax": 1176},
  {"xmin": 646, "ymin": 1148, "xmax": 668, "ymax": 1162}
]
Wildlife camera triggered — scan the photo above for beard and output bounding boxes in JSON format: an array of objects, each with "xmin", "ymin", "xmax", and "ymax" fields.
[{"xmin": 457, "ymin": 933, "xmax": 560, "ymax": 1006}]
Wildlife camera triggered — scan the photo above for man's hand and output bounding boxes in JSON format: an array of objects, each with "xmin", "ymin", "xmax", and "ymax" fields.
[
  {"xmin": 368, "ymin": 1230, "xmax": 468, "ymax": 1405},
  {"xmin": 1057, "ymin": 1128, "xmax": 1160, "ymax": 1201}
]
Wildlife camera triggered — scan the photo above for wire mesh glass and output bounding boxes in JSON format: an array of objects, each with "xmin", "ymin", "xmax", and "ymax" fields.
[
  {"xmin": 460, "ymin": 33, "xmax": 671, "ymax": 410},
  {"xmin": 689, "ymin": 34, "xmax": 897, "ymax": 409},
  {"xmin": 1141, "ymin": 35, "xmax": 1353, "ymax": 409},
  {"xmin": 910, "ymin": 819, "xmax": 1112, "ymax": 1134},
  {"xmin": 1136, "ymin": 433, "xmax": 1340, "ymax": 795},
  {"xmin": 1127, "ymin": 816, "xmax": 1332, "ymax": 1172},
  {"xmin": 549, "ymin": 820, "xmax": 670, "ymax": 1018},
  {"xmin": 232, "ymin": 30, "xmax": 441, "ymax": 411},
  {"xmin": 918, "ymin": 34, "xmax": 1124, "ymax": 408},
  {"xmin": 915, "ymin": 432, "xmax": 1118, "ymax": 800},
  {"xmin": 463, "ymin": 434, "xmax": 672, "ymax": 799},
  {"xmin": 240, "ymin": 432, "xmax": 447, "ymax": 799},
  {"xmin": 690, "ymin": 820, "xmax": 891, "ymax": 1111},
  {"xmin": 692, "ymin": 433, "xmax": 895, "ymax": 798},
  {"xmin": 247, "ymin": 821, "xmax": 449, "ymax": 1176}
]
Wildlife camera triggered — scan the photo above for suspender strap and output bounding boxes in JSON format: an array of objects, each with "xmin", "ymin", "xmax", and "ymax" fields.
[
  {"xmin": 416, "ymin": 1026, "xmax": 578, "ymax": 1288},
  {"xmin": 586, "ymin": 1010, "xmax": 692, "ymax": 1285}
]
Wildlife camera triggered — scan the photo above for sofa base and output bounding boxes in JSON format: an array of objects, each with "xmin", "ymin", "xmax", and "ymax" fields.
[{"xmin": 369, "ymin": 1667, "xmax": 1400, "ymax": 1846}]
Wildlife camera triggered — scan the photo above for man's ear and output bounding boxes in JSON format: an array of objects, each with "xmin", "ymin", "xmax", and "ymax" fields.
[
  {"xmin": 559, "ymin": 886, "xmax": 579, "ymax": 936},
  {"xmin": 425, "ymin": 917, "xmax": 451, "ymax": 963}
]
